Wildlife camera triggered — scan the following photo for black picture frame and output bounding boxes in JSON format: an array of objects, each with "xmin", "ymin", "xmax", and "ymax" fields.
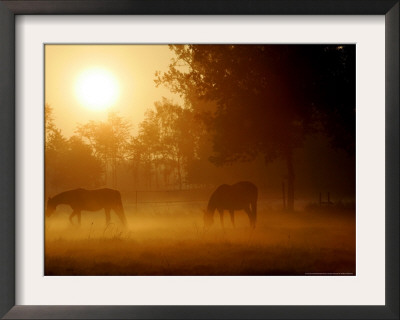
[{"xmin": 0, "ymin": 1, "xmax": 398, "ymax": 319}]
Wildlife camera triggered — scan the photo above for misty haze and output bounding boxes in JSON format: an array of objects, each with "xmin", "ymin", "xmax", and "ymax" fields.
[{"xmin": 45, "ymin": 44, "xmax": 355, "ymax": 276}]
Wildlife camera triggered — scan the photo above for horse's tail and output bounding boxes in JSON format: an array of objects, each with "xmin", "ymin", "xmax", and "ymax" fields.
[
  {"xmin": 115, "ymin": 191, "xmax": 127, "ymax": 226},
  {"xmin": 251, "ymin": 186, "xmax": 258, "ymax": 228},
  {"xmin": 252, "ymin": 199, "xmax": 257, "ymax": 226}
]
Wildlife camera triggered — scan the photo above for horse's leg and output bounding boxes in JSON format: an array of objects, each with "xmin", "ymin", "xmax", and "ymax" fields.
[
  {"xmin": 245, "ymin": 207, "xmax": 255, "ymax": 229},
  {"xmin": 105, "ymin": 208, "xmax": 111, "ymax": 225},
  {"xmin": 218, "ymin": 209, "xmax": 224, "ymax": 228},
  {"xmin": 77, "ymin": 211, "xmax": 81, "ymax": 225},
  {"xmin": 229, "ymin": 210, "xmax": 235, "ymax": 227},
  {"xmin": 251, "ymin": 200, "xmax": 257, "ymax": 225},
  {"xmin": 69, "ymin": 211, "xmax": 77, "ymax": 225},
  {"xmin": 114, "ymin": 206, "xmax": 127, "ymax": 226}
]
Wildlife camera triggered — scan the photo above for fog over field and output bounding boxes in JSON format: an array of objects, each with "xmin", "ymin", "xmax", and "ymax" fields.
[
  {"xmin": 45, "ymin": 44, "xmax": 356, "ymax": 276},
  {"xmin": 45, "ymin": 196, "xmax": 355, "ymax": 276}
]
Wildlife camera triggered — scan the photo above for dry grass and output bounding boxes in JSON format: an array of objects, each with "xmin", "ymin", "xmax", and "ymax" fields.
[{"xmin": 45, "ymin": 206, "xmax": 355, "ymax": 276}]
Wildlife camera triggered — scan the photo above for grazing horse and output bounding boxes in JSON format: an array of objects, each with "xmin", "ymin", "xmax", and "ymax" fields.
[
  {"xmin": 204, "ymin": 181, "xmax": 258, "ymax": 228},
  {"xmin": 46, "ymin": 188, "xmax": 127, "ymax": 226}
]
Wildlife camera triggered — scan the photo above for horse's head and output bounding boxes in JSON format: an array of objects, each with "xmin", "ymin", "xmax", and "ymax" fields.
[
  {"xmin": 203, "ymin": 208, "xmax": 214, "ymax": 227},
  {"xmin": 46, "ymin": 197, "xmax": 56, "ymax": 217}
]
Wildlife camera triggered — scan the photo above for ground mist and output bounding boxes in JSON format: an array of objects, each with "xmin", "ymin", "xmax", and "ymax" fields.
[{"xmin": 45, "ymin": 200, "xmax": 355, "ymax": 276}]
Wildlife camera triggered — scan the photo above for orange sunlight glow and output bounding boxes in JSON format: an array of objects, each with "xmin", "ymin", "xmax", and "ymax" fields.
[{"xmin": 75, "ymin": 68, "xmax": 120, "ymax": 111}]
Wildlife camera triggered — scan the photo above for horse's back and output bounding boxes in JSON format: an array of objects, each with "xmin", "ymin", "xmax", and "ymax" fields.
[
  {"xmin": 210, "ymin": 181, "xmax": 257, "ymax": 210},
  {"xmin": 231, "ymin": 181, "xmax": 258, "ymax": 200},
  {"xmin": 87, "ymin": 188, "xmax": 122, "ymax": 204},
  {"xmin": 90, "ymin": 188, "xmax": 121, "ymax": 198},
  {"xmin": 69, "ymin": 188, "xmax": 122, "ymax": 210}
]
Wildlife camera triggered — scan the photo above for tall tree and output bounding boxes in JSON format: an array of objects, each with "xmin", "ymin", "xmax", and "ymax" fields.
[
  {"xmin": 76, "ymin": 112, "xmax": 131, "ymax": 187},
  {"xmin": 62, "ymin": 136, "xmax": 103, "ymax": 188},
  {"xmin": 132, "ymin": 99, "xmax": 199, "ymax": 190},
  {"xmin": 156, "ymin": 45, "xmax": 355, "ymax": 210},
  {"xmin": 45, "ymin": 105, "xmax": 103, "ymax": 192},
  {"xmin": 45, "ymin": 104, "xmax": 68, "ymax": 193}
]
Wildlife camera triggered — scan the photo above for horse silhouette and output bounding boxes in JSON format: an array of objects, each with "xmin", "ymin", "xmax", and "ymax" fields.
[
  {"xmin": 204, "ymin": 181, "xmax": 258, "ymax": 228},
  {"xmin": 46, "ymin": 188, "xmax": 127, "ymax": 226}
]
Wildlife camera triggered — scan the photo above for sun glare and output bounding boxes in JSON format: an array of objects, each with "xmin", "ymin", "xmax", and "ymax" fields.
[{"xmin": 75, "ymin": 68, "xmax": 119, "ymax": 110}]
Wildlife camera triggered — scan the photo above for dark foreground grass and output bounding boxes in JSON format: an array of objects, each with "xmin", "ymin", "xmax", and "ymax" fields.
[{"xmin": 45, "ymin": 208, "xmax": 355, "ymax": 276}]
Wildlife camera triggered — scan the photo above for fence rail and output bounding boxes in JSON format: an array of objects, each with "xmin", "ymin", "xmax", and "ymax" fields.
[
  {"xmin": 128, "ymin": 198, "xmax": 276, "ymax": 204},
  {"xmin": 121, "ymin": 188, "xmax": 339, "ymax": 211}
]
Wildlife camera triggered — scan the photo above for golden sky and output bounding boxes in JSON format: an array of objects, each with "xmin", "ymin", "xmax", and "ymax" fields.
[{"xmin": 45, "ymin": 45, "xmax": 180, "ymax": 137}]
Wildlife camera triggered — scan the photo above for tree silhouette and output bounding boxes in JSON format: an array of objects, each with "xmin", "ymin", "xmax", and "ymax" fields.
[
  {"xmin": 63, "ymin": 136, "xmax": 103, "ymax": 188},
  {"xmin": 76, "ymin": 112, "xmax": 131, "ymax": 187},
  {"xmin": 132, "ymin": 109, "xmax": 161, "ymax": 189},
  {"xmin": 45, "ymin": 105, "xmax": 103, "ymax": 192},
  {"xmin": 132, "ymin": 99, "xmax": 199, "ymax": 190},
  {"xmin": 45, "ymin": 104, "xmax": 68, "ymax": 192},
  {"xmin": 157, "ymin": 45, "xmax": 355, "ymax": 211}
]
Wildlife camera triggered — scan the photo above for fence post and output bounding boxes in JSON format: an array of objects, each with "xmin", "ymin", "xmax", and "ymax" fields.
[
  {"xmin": 135, "ymin": 190, "xmax": 138, "ymax": 212},
  {"xmin": 282, "ymin": 181, "xmax": 286, "ymax": 210}
]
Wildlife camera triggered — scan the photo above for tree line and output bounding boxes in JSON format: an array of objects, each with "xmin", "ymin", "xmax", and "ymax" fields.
[
  {"xmin": 46, "ymin": 45, "xmax": 355, "ymax": 211},
  {"xmin": 156, "ymin": 45, "xmax": 355, "ymax": 211},
  {"xmin": 45, "ymin": 99, "xmax": 209, "ymax": 194}
]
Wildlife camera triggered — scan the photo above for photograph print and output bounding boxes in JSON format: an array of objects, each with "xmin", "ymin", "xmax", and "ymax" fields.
[{"xmin": 44, "ymin": 44, "xmax": 356, "ymax": 276}]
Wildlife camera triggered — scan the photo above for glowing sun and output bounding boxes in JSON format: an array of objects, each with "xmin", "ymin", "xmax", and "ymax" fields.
[{"xmin": 75, "ymin": 68, "xmax": 119, "ymax": 110}]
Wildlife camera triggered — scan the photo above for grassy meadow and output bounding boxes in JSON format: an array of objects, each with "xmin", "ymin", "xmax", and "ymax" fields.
[
  {"xmin": 45, "ymin": 198, "xmax": 356, "ymax": 276},
  {"xmin": 44, "ymin": 44, "xmax": 356, "ymax": 277}
]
